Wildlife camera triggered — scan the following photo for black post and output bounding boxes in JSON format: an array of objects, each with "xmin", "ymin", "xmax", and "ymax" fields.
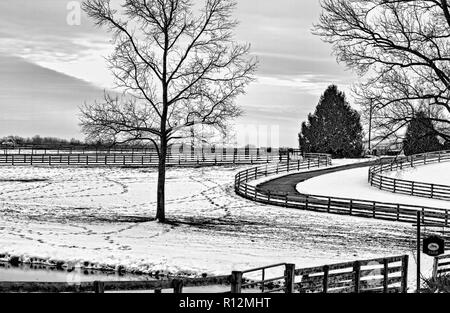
[
  {"xmin": 93, "ymin": 281, "xmax": 105, "ymax": 293},
  {"xmin": 368, "ymin": 100, "xmax": 373, "ymax": 153},
  {"xmin": 417, "ymin": 211, "xmax": 421, "ymax": 293}
]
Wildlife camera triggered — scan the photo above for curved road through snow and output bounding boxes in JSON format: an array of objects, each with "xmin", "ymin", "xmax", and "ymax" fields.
[{"xmin": 257, "ymin": 158, "xmax": 393, "ymax": 195}]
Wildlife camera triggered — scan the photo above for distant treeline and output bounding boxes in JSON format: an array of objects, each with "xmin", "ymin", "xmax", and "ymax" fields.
[
  {"xmin": 1, "ymin": 135, "xmax": 84, "ymax": 147},
  {"xmin": 0, "ymin": 135, "xmax": 157, "ymax": 149},
  {"xmin": 0, "ymin": 135, "xmax": 293, "ymax": 151}
]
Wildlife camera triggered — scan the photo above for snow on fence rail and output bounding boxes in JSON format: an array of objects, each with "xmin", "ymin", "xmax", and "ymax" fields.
[
  {"xmin": 432, "ymin": 254, "xmax": 450, "ymax": 278},
  {"xmin": 231, "ymin": 255, "xmax": 408, "ymax": 293},
  {"xmin": 0, "ymin": 255, "xmax": 408, "ymax": 293},
  {"xmin": 368, "ymin": 150, "xmax": 450, "ymax": 201},
  {"xmin": 0, "ymin": 148, "xmax": 301, "ymax": 167},
  {"xmin": 0, "ymin": 146, "xmax": 300, "ymax": 156},
  {"xmin": 235, "ymin": 154, "xmax": 450, "ymax": 226},
  {"xmin": 294, "ymin": 255, "xmax": 408, "ymax": 293}
]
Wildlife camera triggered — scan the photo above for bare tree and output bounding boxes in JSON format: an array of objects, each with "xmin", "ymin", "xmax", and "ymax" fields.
[
  {"xmin": 81, "ymin": 0, "xmax": 257, "ymax": 222},
  {"xmin": 314, "ymin": 0, "xmax": 450, "ymax": 144}
]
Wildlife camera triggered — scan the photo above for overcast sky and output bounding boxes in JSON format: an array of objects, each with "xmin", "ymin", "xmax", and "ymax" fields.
[{"xmin": 0, "ymin": 0, "xmax": 356, "ymax": 147}]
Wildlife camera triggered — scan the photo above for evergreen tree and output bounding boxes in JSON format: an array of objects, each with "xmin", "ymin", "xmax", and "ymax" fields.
[
  {"xmin": 403, "ymin": 111, "xmax": 442, "ymax": 156},
  {"xmin": 299, "ymin": 85, "xmax": 363, "ymax": 158}
]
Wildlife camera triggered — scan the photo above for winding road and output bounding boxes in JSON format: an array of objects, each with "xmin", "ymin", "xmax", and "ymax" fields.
[{"xmin": 257, "ymin": 158, "xmax": 393, "ymax": 195}]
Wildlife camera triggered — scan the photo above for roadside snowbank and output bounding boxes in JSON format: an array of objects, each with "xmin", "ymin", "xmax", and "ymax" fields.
[
  {"xmin": 247, "ymin": 158, "xmax": 375, "ymax": 187},
  {"xmin": 296, "ymin": 167, "xmax": 450, "ymax": 209},
  {"xmin": 385, "ymin": 162, "xmax": 450, "ymax": 186}
]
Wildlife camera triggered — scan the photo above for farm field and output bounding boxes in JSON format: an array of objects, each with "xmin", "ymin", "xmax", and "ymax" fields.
[
  {"xmin": 0, "ymin": 164, "xmax": 433, "ymax": 289},
  {"xmin": 385, "ymin": 162, "xmax": 450, "ymax": 185}
]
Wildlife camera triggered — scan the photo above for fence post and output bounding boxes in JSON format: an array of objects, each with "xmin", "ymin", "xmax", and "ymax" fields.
[
  {"xmin": 173, "ymin": 279, "xmax": 184, "ymax": 293},
  {"xmin": 383, "ymin": 258, "xmax": 389, "ymax": 293},
  {"xmin": 353, "ymin": 261, "xmax": 361, "ymax": 293},
  {"xmin": 401, "ymin": 255, "xmax": 409, "ymax": 293},
  {"xmin": 231, "ymin": 271, "xmax": 243, "ymax": 293},
  {"xmin": 322, "ymin": 265, "xmax": 329, "ymax": 293},
  {"xmin": 93, "ymin": 281, "xmax": 105, "ymax": 293},
  {"xmin": 432, "ymin": 257, "xmax": 439, "ymax": 279},
  {"xmin": 284, "ymin": 264, "xmax": 295, "ymax": 293}
]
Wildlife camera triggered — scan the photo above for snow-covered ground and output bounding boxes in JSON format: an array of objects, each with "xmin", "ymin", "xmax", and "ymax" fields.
[
  {"xmin": 0, "ymin": 165, "xmax": 432, "ymax": 290},
  {"xmin": 386, "ymin": 162, "xmax": 450, "ymax": 186},
  {"xmin": 297, "ymin": 166, "xmax": 450, "ymax": 210}
]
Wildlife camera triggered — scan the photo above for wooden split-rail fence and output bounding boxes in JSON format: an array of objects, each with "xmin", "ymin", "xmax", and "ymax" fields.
[
  {"xmin": 235, "ymin": 153, "xmax": 450, "ymax": 227},
  {"xmin": 368, "ymin": 150, "xmax": 450, "ymax": 201},
  {"xmin": 232, "ymin": 255, "xmax": 408, "ymax": 294},
  {"xmin": 432, "ymin": 254, "xmax": 450, "ymax": 278},
  {"xmin": 0, "ymin": 148, "xmax": 302, "ymax": 167},
  {"xmin": 0, "ymin": 255, "xmax": 408, "ymax": 293}
]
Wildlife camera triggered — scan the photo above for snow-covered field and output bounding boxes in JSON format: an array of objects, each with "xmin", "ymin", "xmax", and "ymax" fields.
[
  {"xmin": 386, "ymin": 162, "xmax": 450, "ymax": 185},
  {"xmin": 0, "ymin": 165, "xmax": 433, "ymax": 290},
  {"xmin": 297, "ymin": 166, "xmax": 450, "ymax": 210}
]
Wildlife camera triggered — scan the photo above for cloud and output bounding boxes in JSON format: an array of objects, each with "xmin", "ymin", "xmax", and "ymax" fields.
[
  {"xmin": 0, "ymin": 0, "xmax": 358, "ymax": 146},
  {"xmin": 0, "ymin": 0, "xmax": 114, "ymax": 87},
  {"xmin": 0, "ymin": 54, "xmax": 106, "ymax": 139}
]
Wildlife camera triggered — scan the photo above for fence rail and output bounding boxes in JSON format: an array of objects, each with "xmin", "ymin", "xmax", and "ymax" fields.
[
  {"xmin": 230, "ymin": 255, "xmax": 408, "ymax": 294},
  {"xmin": 295, "ymin": 255, "xmax": 408, "ymax": 293},
  {"xmin": 368, "ymin": 150, "xmax": 450, "ymax": 201},
  {"xmin": 235, "ymin": 153, "xmax": 450, "ymax": 227},
  {"xmin": 432, "ymin": 254, "xmax": 450, "ymax": 278},
  {"xmin": 0, "ymin": 150, "xmax": 301, "ymax": 167}
]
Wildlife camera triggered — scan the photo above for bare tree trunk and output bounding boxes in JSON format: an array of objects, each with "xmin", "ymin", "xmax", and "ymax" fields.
[{"xmin": 156, "ymin": 137, "xmax": 167, "ymax": 222}]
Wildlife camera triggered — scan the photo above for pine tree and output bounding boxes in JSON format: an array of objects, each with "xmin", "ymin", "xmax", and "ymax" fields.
[
  {"xmin": 403, "ymin": 111, "xmax": 442, "ymax": 156},
  {"xmin": 299, "ymin": 85, "xmax": 363, "ymax": 158}
]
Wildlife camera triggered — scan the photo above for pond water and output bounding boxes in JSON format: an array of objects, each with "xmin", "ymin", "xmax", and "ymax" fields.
[
  {"xmin": 0, "ymin": 262, "xmax": 230, "ymax": 293},
  {"xmin": 0, "ymin": 262, "xmax": 155, "ymax": 282}
]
